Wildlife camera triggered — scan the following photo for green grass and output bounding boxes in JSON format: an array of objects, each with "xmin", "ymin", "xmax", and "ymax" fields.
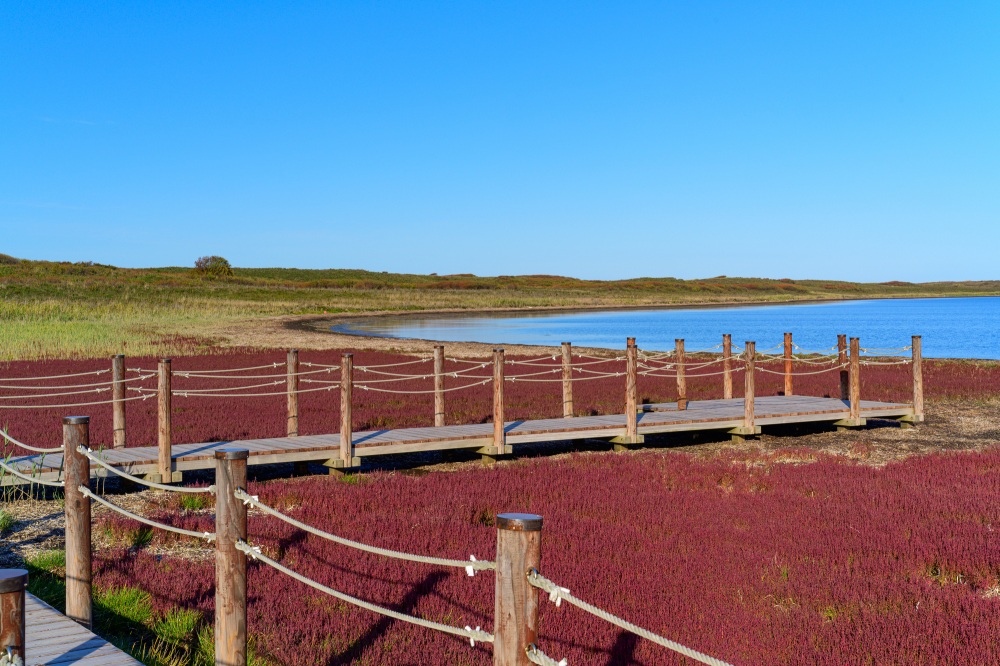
[
  {"xmin": 0, "ymin": 508, "xmax": 14, "ymax": 534},
  {"xmin": 2, "ymin": 257, "xmax": 999, "ymax": 359},
  {"xmin": 23, "ymin": 548, "xmax": 272, "ymax": 665}
]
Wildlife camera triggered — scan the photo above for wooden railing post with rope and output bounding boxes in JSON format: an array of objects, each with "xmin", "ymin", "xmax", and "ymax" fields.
[
  {"xmin": 0, "ymin": 569, "xmax": 28, "ymax": 663},
  {"xmin": 484, "ymin": 349, "xmax": 506, "ymax": 465},
  {"xmin": 434, "ymin": 345, "xmax": 446, "ymax": 427},
  {"xmin": 675, "ymin": 339, "xmax": 687, "ymax": 410},
  {"xmin": 837, "ymin": 337, "xmax": 866, "ymax": 430},
  {"xmin": 215, "ymin": 448, "xmax": 248, "ymax": 666},
  {"xmin": 327, "ymin": 353, "xmax": 359, "ymax": 475},
  {"xmin": 783, "ymin": 332, "xmax": 793, "ymax": 396},
  {"xmin": 64, "ymin": 415, "xmax": 92, "ymax": 629},
  {"xmin": 561, "ymin": 342, "xmax": 573, "ymax": 418},
  {"xmin": 615, "ymin": 337, "xmax": 641, "ymax": 451},
  {"xmin": 722, "ymin": 334, "xmax": 733, "ymax": 400},
  {"xmin": 731, "ymin": 342, "xmax": 757, "ymax": 443},
  {"xmin": 911, "ymin": 335, "xmax": 924, "ymax": 424},
  {"xmin": 112, "ymin": 354, "xmax": 126, "ymax": 449},
  {"xmin": 287, "ymin": 350, "xmax": 299, "ymax": 437},
  {"xmin": 494, "ymin": 513, "xmax": 542, "ymax": 666},
  {"xmin": 837, "ymin": 334, "xmax": 849, "ymax": 401},
  {"xmin": 157, "ymin": 359, "xmax": 177, "ymax": 484}
]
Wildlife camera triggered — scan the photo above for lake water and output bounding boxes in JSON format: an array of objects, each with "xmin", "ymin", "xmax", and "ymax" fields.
[{"xmin": 333, "ymin": 297, "xmax": 1000, "ymax": 359}]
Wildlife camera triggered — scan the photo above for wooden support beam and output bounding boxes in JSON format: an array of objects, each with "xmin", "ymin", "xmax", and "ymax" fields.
[
  {"xmin": 287, "ymin": 349, "xmax": 299, "ymax": 437},
  {"xmin": 64, "ymin": 415, "xmax": 92, "ymax": 629},
  {"xmin": 912, "ymin": 335, "xmax": 924, "ymax": 422},
  {"xmin": 838, "ymin": 334, "xmax": 849, "ymax": 401},
  {"xmin": 112, "ymin": 354, "xmax": 126, "ymax": 448},
  {"xmin": 675, "ymin": 338, "xmax": 687, "ymax": 410},
  {"xmin": 561, "ymin": 342, "xmax": 573, "ymax": 418},
  {"xmin": 783, "ymin": 332, "xmax": 793, "ymax": 396},
  {"xmin": 722, "ymin": 334, "xmax": 733, "ymax": 400},
  {"xmin": 622, "ymin": 337, "xmax": 638, "ymax": 448},
  {"xmin": 156, "ymin": 359, "xmax": 180, "ymax": 483},
  {"xmin": 434, "ymin": 345, "xmax": 446, "ymax": 427},
  {"xmin": 0, "ymin": 569, "xmax": 28, "ymax": 662},
  {"xmin": 215, "ymin": 448, "xmax": 248, "ymax": 666},
  {"xmin": 493, "ymin": 513, "xmax": 542, "ymax": 666},
  {"xmin": 849, "ymin": 337, "xmax": 861, "ymax": 422},
  {"xmin": 737, "ymin": 341, "xmax": 756, "ymax": 442},
  {"xmin": 489, "ymin": 349, "xmax": 506, "ymax": 463},
  {"xmin": 339, "ymin": 353, "xmax": 355, "ymax": 470}
]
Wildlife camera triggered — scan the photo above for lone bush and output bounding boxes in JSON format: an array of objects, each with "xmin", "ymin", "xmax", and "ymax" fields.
[{"xmin": 193, "ymin": 255, "xmax": 234, "ymax": 278}]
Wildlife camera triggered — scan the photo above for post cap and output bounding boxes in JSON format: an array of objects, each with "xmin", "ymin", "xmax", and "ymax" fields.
[
  {"xmin": 63, "ymin": 416, "xmax": 90, "ymax": 425},
  {"xmin": 113, "ymin": 353, "xmax": 125, "ymax": 359},
  {"xmin": 214, "ymin": 448, "xmax": 249, "ymax": 460},
  {"xmin": 288, "ymin": 348, "xmax": 299, "ymax": 353},
  {"xmin": 159, "ymin": 358, "xmax": 172, "ymax": 364},
  {"xmin": 342, "ymin": 352, "xmax": 353, "ymax": 359},
  {"xmin": 0, "ymin": 569, "xmax": 28, "ymax": 593},
  {"xmin": 496, "ymin": 513, "xmax": 543, "ymax": 532}
]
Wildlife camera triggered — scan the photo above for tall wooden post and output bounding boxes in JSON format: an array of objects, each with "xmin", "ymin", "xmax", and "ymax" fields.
[
  {"xmin": 849, "ymin": 337, "xmax": 861, "ymax": 421},
  {"xmin": 493, "ymin": 513, "xmax": 542, "ymax": 666},
  {"xmin": 287, "ymin": 350, "xmax": 299, "ymax": 437},
  {"xmin": 157, "ymin": 359, "xmax": 173, "ymax": 483},
  {"xmin": 675, "ymin": 339, "xmax": 687, "ymax": 410},
  {"xmin": 215, "ymin": 448, "xmax": 248, "ymax": 666},
  {"xmin": 0, "ymin": 569, "xmax": 28, "ymax": 663},
  {"xmin": 625, "ymin": 338, "xmax": 638, "ymax": 444},
  {"xmin": 493, "ymin": 349, "xmax": 506, "ymax": 451},
  {"xmin": 722, "ymin": 334, "xmax": 733, "ymax": 400},
  {"xmin": 112, "ymin": 354, "xmax": 126, "ymax": 448},
  {"xmin": 838, "ymin": 334, "xmax": 849, "ymax": 401},
  {"xmin": 561, "ymin": 342, "xmax": 573, "ymax": 418},
  {"xmin": 434, "ymin": 345, "xmax": 446, "ymax": 427},
  {"xmin": 911, "ymin": 335, "xmax": 924, "ymax": 422},
  {"xmin": 738, "ymin": 341, "xmax": 756, "ymax": 441},
  {"xmin": 340, "ymin": 354, "xmax": 353, "ymax": 466},
  {"xmin": 64, "ymin": 415, "xmax": 92, "ymax": 629},
  {"xmin": 783, "ymin": 332, "xmax": 793, "ymax": 396}
]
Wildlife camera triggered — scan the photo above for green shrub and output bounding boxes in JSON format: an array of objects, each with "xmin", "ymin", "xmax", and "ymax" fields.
[{"xmin": 193, "ymin": 256, "xmax": 233, "ymax": 278}]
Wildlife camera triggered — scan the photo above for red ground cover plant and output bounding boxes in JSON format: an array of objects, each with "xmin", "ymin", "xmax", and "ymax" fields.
[
  {"xmin": 90, "ymin": 447, "xmax": 1000, "ymax": 665},
  {"xmin": 1, "ymin": 348, "xmax": 995, "ymax": 455}
]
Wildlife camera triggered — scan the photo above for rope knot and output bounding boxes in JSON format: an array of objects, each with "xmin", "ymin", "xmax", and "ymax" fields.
[
  {"xmin": 465, "ymin": 555, "xmax": 478, "ymax": 577},
  {"xmin": 465, "ymin": 625, "xmax": 482, "ymax": 646}
]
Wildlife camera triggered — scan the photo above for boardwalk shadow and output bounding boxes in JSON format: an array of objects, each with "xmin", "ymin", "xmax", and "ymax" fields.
[{"xmin": 328, "ymin": 570, "xmax": 448, "ymax": 666}]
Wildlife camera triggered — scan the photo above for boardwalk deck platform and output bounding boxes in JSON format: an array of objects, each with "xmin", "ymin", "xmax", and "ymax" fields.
[
  {"xmin": 24, "ymin": 593, "xmax": 141, "ymax": 666},
  {"xmin": 3, "ymin": 396, "xmax": 913, "ymax": 485}
]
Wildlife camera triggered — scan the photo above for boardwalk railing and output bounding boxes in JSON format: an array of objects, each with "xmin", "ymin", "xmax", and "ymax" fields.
[
  {"xmin": 1, "ymin": 333, "xmax": 924, "ymax": 487},
  {"xmin": 1, "ymin": 416, "xmax": 736, "ymax": 665}
]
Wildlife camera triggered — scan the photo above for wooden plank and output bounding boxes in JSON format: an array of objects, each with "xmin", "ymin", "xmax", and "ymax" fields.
[{"xmin": 25, "ymin": 594, "xmax": 141, "ymax": 666}]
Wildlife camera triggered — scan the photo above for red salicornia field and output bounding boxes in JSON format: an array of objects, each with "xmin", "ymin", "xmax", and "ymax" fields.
[{"xmin": 4, "ymin": 350, "xmax": 1000, "ymax": 664}]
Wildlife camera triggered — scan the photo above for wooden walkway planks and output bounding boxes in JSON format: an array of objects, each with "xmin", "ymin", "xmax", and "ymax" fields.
[
  {"xmin": 4, "ymin": 396, "xmax": 914, "ymax": 485},
  {"xmin": 25, "ymin": 593, "xmax": 141, "ymax": 666}
]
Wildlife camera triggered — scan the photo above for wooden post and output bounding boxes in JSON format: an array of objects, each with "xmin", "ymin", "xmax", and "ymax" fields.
[
  {"xmin": 340, "ymin": 353, "xmax": 353, "ymax": 466},
  {"xmin": 722, "ymin": 334, "xmax": 733, "ymax": 400},
  {"xmin": 616, "ymin": 337, "xmax": 639, "ymax": 451},
  {"xmin": 744, "ymin": 342, "xmax": 755, "ymax": 431},
  {"xmin": 838, "ymin": 334, "xmax": 849, "ymax": 401},
  {"xmin": 911, "ymin": 335, "xmax": 924, "ymax": 422},
  {"xmin": 434, "ymin": 345, "xmax": 445, "ymax": 427},
  {"xmin": 675, "ymin": 338, "xmax": 687, "ymax": 410},
  {"xmin": 215, "ymin": 448, "xmax": 248, "ymax": 666},
  {"xmin": 0, "ymin": 569, "xmax": 28, "ymax": 663},
  {"xmin": 849, "ymin": 337, "xmax": 861, "ymax": 421},
  {"xmin": 287, "ymin": 350, "xmax": 299, "ymax": 437},
  {"xmin": 112, "ymin": 354, "xmax": 126, "ymax": 448},
  {"xmin": 561, "ymin": 342, "xmax": 573, "ymax": 418},
  {"xmin": 493, "ymin": 513, "xmax": 542, "ymax": 666},
  {"xmin": 64, "ymin": 415, "xmax": 92, "ymax": 629},
  {"xmin": 157, "ymin": 359, "xmax": 173, "ymax": 483},
  {"xmin": 783, "ymin": 332, "xmax": 793, "ymax": 396},
  {"xmin": 493, "ymin": 349, "xmax": 505, "ymax": 451}
]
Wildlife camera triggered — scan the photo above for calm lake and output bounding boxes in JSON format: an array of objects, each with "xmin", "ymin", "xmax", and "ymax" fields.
[{"xmin": 333, "ymin": 297, "xmax": 1000, "ymax": 359}]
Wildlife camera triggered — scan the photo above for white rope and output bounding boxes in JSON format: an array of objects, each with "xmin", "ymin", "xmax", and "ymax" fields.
[
  {"xmin": 352, "ymin": 358, "xmax": 433, "ymax": 369},
  {"xmin": 236, "ymin": 540, "xmax": 494, "ymax": 645},
  {"xmin": 526, "ymin": 644, "xmax": 568, "ymax": 666},
  {"xmin": 357, "ymin": 379, "xmax": 492, "ymax": 394},
  {"xmin": 79, "ymin": 447, "xmax": 215, "ymax": 494},
  {"xmin": 0, "ymin": 458, "xmax": 64, "ymax": 487},
  {"xmin": 0, "ymin": 394, "xmax": 153, "ymax": 409},
  {"xmin": 79, "ymin": 486, "xmax": 216, "ymax": 542},
  {"xmin": 0, "ymin": 387, "xmax": 110, "ymax": 400},
  {"xmin": 755, "ymin": 364, "xmax": 848, "ymax": 376},
  {"xmin": 0, "ymin": 373, "xmax": 155, "ymax": 391},
  {"xmin": 169, "ymin": 380, "xmax": 286, "ymax": 393},
  {"xmin": 0, "ymin": 369, "xmax": 109, "ymax": 381},
  {"xmin": 527, "ymin": 570, "xmax": 732, "ymax": 666},
  {"xmin": 1, "ymin": 429, "xmax": 61, "ymax": 454},
  {"xmin": 301, "ymin": 362, "xmax": 341, "ymax": 370},
  {"xmin": 1, "ymin": 647, "xmax": 25, "ymax": 666},
  {"xmin": 174, "ymin": 366, "xmax": 339, "ymax": 380},
  {"xmin": 861, "ymin": 359, "xmax": 912, "ymax": 366},
  {"xmin": 130, "ymin": 384, "xmax": 340, "ymax": 398},
  {"xmin": 234, "ymin": 489, "xmax": 494, "ymax": 571}
]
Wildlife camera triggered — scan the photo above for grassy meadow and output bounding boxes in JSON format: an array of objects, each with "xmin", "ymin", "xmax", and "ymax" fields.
[{"xmin": 2, "ymin": 253, "xmax": 999, "ymax": 360}]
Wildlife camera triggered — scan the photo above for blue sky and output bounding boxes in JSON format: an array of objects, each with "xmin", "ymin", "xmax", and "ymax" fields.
[{"xmin": 1, "ymin": 2, "xmax": 997, "ymax": 281}]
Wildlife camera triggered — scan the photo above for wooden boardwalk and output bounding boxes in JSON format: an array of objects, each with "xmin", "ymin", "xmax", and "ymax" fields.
[
  {"xmin": 4, "ymin": 396, "xmax": 913, "ymax": 485},
  {"xmin": 24, "ymin": 593, "xmax": 141, "ymax": 665}
]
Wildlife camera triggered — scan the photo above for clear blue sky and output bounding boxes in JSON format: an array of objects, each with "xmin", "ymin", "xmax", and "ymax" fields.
[{"xmin": 2, "ymin": 2, "xmax": 997, "ymax": 281}]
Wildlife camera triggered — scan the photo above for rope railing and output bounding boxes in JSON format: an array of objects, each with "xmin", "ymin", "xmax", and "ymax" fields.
[
  {"xmin": 755, "ymin": 364, "xmax": 849, "ymax": 376},
  {"xmin": 0, "ymin": 373, "xmax": 155, "ymax": 391},
  {"xmin": 0, "ymin": 387, "xmax": 112, "ymax": 400},
  {"xmin": 79, "ymin": 447, "xmax": 215, "ymax": 494},
  {"xmin": 234, "ymin": 489, "xmax": 495, "ymax": 572},
  {"xmin": 129, "ymin": 362, "xmax": 285, "ymax": 375},
  {"xmin": 0, "ymin": 457, "xmax": 64, "ymax": 488},
  {"xmin": 0, "ymin": 393, "xmax": 153, "ymax": 410},
  {"xmin": 0, "ymin": 369, "xmax": 110, "ymax": 382},
  {"xmin": 527, "ymin": 569, "xmax": 733, "ymax": 666},
  {"xmin": 357, "ymin": 378, "xmax": 492, "ymax": 394},
  {"xmin": 79, "ymin": 486, "xmax": 216, "ymax": 542},
  {"xmin": 235, "ymin": 540, "xmax": 495, "ymax": 645},
  {"xmin": 526, "ymin": 644, "xmax": 568, "ymax": 666},
  {"xmin": 1, "ymin": 430, "xmax": 62, "ymax": 454},
  {"xmin": 172, "ymin": 366, "xmax": 340, "ymax": 380},
  {"xmin": 1, "ymin": 646, "xmax": 24, "ymax": 666}
]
